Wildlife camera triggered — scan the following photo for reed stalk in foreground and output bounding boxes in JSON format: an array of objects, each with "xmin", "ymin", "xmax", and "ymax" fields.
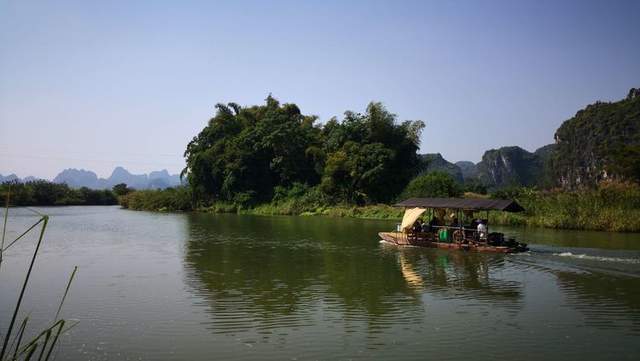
[{"xmin": 0, "ymin": 186, "xmax": 79, "ymax": 361}]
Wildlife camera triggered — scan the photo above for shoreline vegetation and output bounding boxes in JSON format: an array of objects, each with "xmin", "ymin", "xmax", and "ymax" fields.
[
  {"xmin": 0, "ymin": 180, "xmax": 118, "ymax": 206},
  {"xmin": 118, "ymin": 180, "xmax": 640, "ymax": 233},
  {"xmin": 4, "ymin": 92, "xmax": 639, "ymax": 233}
]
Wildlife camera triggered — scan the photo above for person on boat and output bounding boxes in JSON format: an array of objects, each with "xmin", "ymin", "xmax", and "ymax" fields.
[
  {"xmin": 464, "ymin": 210, "xmax": 475, "ymax": 228},
  {"xmin": 449, "ymin": 212, "xmax": 459, "ymax": 227},
  {"xmin": 477, "ymin": 220, "xmax": 487, "ymax": 241},
  {"xmin": 412, "ymin": 220, "xmax": 423, "ymax": 234}
]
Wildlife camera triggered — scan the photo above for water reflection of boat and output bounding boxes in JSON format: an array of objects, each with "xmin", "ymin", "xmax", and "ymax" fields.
[
  {"xmin": 395, "ymin": 248, "xmax": 524, "ymax": 304},
  {"xmin": 399, "ymin": 253, "xmax": 424, "ymax": 290},
  {"xmin": 379, "ymin": 198, "xmax": 529, "ymax": 253}
]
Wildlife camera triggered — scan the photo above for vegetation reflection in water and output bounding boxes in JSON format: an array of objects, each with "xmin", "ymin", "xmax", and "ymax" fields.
[
  {"xmin": 180, "ymin": 212, "xmax": 640, "ymax": 359},
  {"xmin": 182, "ymin": 214, "xmax": 528, "ymax": 335},
  {"xmin": 183, "ymin": 213, "xmax": 426, "ymax": 336}
]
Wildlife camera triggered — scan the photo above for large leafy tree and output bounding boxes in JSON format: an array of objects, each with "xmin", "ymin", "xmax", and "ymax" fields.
[
  {"xmin": 183, "ymin": 96, "xmax": 323, "ymax": 205},
  {"xmin": 183, "ymin": 97, "xmax": 424, "ymax": 205},
  {"xmin": 320, "ymin": 102, "xmax": 425, "ymax": 203}
]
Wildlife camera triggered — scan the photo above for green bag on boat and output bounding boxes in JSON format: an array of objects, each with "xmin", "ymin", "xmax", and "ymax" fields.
[{"xmin": 439, "ymin": 228, "xmax": 450, "ymax": 242}]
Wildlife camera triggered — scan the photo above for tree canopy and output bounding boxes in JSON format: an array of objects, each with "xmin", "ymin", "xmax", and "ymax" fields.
[
  {"xmin": 183, "ymin": 96, "xmax": 425, "ymax": 206},
  {"xmin": 400, "ymin": 172, "xmax": 463, "ymax": 199}
]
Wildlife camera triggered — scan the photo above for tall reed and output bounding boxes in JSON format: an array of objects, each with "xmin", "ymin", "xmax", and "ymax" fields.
[{"xmin": 0, "ymin": 186, "xmax": 78, "ymax": 361}]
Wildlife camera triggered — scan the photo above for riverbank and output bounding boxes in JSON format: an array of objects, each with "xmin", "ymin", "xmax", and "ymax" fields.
[
  {"xmin": 118, "ymin": 181, "xmax": 640, "ymax": 232},
  {"xmin": 119, "ymin": 189, "xmax": 404, "ymax": 219}
]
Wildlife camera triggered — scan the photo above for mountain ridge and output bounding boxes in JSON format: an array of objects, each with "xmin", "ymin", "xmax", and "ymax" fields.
[{"xmin": 1, "ymin": 167, "xmax": 182, "ymax": 190}]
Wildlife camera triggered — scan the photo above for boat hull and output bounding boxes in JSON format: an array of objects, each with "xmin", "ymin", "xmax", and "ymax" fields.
[{"xmin": 378, "ymin": 232, "xmax": 525, "ymax": 253}]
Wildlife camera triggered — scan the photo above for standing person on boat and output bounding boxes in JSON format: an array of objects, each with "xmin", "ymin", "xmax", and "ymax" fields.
[{"xmin": 477, "ymin": 220, "xmax": 487, "ymax": 241}]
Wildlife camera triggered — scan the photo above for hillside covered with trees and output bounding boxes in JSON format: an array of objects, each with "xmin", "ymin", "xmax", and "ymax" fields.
[{"xmin": 553, "ymin": 88, "xmax": 640, "ymax": 188}]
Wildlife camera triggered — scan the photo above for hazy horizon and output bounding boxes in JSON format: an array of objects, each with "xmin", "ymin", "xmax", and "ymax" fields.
[{"xmin": 2, "ymin": 0, "xmax": 639, "ymax": 179}]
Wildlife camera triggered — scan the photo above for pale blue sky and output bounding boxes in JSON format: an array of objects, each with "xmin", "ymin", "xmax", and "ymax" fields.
[{"xmin": 1, "ymin": 0, "xmax": 638, "ymax": 179}]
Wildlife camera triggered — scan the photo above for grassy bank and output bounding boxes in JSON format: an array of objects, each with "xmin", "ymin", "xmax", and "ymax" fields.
[
  {"xmin": 119, "ymin": 187, "xmax": 402, "ymax": 220},
  {"xmin": 489, "ymin": 182, "xmax": 640, "ymax": 232},
  {"xmin": 119, "ymin": 181, "xmax": 640, "ymax": 232}
]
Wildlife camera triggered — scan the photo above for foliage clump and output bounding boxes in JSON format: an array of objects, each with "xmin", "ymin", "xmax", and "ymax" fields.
[
  {"xmin": 400, "ymin": 171, "xmax": 463, "ymax": 199},
  {"xmin": 119, "ymin": 186, "xmax": 192, "ymax": 211},
  {"xmin": 182, "ymin": 96, "xmax": 424, "ymax": 206}
]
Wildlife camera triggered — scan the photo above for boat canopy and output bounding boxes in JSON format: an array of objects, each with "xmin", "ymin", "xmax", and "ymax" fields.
[
  {"xmin": 400, "ymin": 207, "xmax": 427, "ymax": 232},
  {"xmin": 395, "ymin": 197, "xmax": 525, "ymax": 213}
]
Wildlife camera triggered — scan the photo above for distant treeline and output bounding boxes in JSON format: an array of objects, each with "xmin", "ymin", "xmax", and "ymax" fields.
[{"xmin": 1, "ymin": 180, "xmax": 119, "ymax": 206}]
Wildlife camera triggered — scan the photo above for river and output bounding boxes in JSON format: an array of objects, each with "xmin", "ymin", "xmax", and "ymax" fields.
[{"xmin": 1, "ymin": 206, "xmax": 639, "ymax": 360}]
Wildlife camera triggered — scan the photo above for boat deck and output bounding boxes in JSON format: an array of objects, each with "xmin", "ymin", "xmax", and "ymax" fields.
[{"xmin": 378, "ymin": 232, "xmax": 518, "ymax": 253}]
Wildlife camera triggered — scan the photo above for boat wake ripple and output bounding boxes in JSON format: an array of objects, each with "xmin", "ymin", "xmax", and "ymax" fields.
[{"xmin": 553, "ymin": 252, "xmax": 640, "ymax": 264}]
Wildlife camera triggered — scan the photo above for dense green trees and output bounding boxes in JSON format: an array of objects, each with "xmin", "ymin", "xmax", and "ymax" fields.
[
  {"xmin": 112, "ymin": 183, "xmax": 134, "ymax": 196},
  {"xmin": 400, "ymin": 172, "xmax": 463, "ymax": 199},
  {"xmin": 183, "ymin": 96, "xmax": 323, "ymax": 206},
  {"xmin": 183, "ymin": 96, "xmax": 424, "ymax": 206},
  {"xmin": 0, "ymin": 180, "xmax": 117, "ymax": 206}
]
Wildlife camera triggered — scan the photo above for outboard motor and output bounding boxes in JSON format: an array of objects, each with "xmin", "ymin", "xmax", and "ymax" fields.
[{"xmin": 488, "ymin": 232, "xmax": 504, "ymax": 246}]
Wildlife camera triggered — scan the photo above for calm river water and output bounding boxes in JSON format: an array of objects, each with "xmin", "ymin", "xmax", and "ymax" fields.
[{"xmin": 1, "ymin": 206, "xmax": 639, "ymax": 360}]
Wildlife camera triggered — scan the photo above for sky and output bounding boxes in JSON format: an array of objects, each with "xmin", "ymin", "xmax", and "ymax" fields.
[{"xmin": 1, "ymin": 0, "xmax": 639, "ymax": 179}]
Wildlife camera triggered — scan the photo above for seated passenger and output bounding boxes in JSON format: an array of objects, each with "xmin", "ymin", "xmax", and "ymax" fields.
[{"xmin": 412, "ymin": 220, "xmax": 422, "ymax": 233}]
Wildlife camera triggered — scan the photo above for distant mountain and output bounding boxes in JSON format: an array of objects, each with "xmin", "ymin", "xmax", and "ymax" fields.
[
  {"xmin": 475, "ymin": 146, "xmax": 549, "ymax": 190},
  {"xmin": 455, "ymin": 161, "xmax": 478, "ymax": 180},
  {"xmin": 52, "ymin": 167, "xmax": 182, "ymax": 190},
  {"xmin": 53, "ymin": 169, "xmax": 104, "ymax": 189},
  {"xmin": 420, "ymin": 153, "xmax": 464, "ymax": 183},
  {"xmin": 107, "ymin": 167, "xmax": 149, "ymax": 189},
  {"xmin": 0, "ymin": 174, "xmax": 20, "ymax": 183},
  {"xmin": 0, "ymin": 174, "xmax": 45, "ymax": 184}
]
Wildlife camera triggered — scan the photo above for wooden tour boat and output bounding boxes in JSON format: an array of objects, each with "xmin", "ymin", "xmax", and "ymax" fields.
[{"xmin": 379, "ymin": 197, "xmax": 529, "ymax": 253}]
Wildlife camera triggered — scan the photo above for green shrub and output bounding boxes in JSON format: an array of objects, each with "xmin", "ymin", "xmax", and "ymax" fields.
[
  {"xmin": 119, "ymin": 186, "xmax": 192, "ymax": 211},
  {"xmin": 400, "ymin": 171, "xmax": 463, "ymax": 199}
]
